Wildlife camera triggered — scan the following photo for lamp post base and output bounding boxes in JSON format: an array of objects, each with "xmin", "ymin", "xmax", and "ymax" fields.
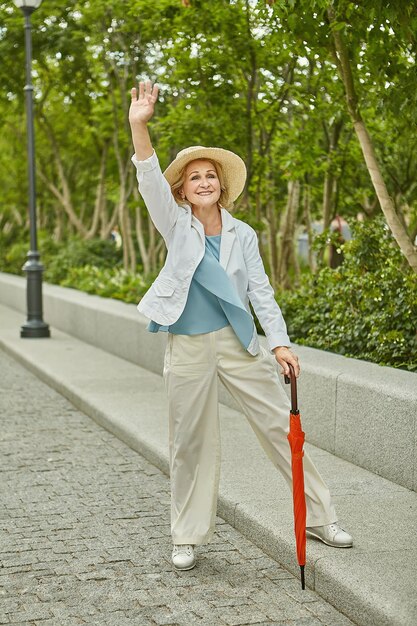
[
  {"xmin": 21, "ymin": 321, "xmax": 50, "ymax": 338},
  {"xmin": 21, "ymin": 251, "xmax": 50, "ymax": 339}
]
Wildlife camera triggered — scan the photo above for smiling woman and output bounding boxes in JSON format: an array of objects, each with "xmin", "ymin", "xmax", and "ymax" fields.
[
  {"xmin": 166, "ymin": 146, "xmax": 242, "ymax": 214},
  {"xmin": 172, "ymin": 160, "xmax": 223, "ymax": 231},
  {"xmin": 128, "ymin": 79, "xmax": 353, "ymax": 572}
]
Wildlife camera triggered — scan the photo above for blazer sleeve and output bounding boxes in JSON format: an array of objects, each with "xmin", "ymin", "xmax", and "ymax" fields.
[
  {"xmin": 244, "ymin": 226, "xmax": 292, "ymax": 352},
  {"xmin": 131, "ymin": 150, "xmax": 179, "ymax": 242}
]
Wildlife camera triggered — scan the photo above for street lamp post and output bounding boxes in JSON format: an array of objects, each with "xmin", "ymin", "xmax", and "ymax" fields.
[{"xmin": 14, "ymin": 0, "xmax": 50, "ymax": 338}]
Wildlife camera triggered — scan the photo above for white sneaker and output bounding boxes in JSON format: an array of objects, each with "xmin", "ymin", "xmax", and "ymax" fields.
[
  {"xmin": 306, "ymin": 522, "xmax": 353, "ymax": 548},
  {"xmin": 172, "ymin": 544, "xmax": 196, "ymax": 570}
]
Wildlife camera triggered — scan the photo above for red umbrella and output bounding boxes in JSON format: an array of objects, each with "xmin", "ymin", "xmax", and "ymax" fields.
[{"xmin": 285, "ymin": 362, "xmax": 307, "ymax": 590}]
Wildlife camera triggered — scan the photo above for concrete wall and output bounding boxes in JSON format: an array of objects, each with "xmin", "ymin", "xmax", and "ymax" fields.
[{"xmin": 1, "ymin": 271, "xmax": 416, "ymax": 492}]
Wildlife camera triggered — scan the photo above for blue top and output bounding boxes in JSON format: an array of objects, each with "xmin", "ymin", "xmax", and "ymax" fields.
[{"xmin": 147, "ymin": 235, "xmax": 254, "ymax": 350}]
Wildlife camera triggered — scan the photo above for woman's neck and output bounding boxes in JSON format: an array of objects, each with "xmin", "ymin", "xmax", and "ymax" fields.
[{"xmin": 192, "ymin": 205, "xmax": 222, "ymax": 235}]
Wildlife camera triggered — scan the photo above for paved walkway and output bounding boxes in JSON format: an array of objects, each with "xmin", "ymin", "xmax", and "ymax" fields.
[{"xmin": 0, "ymin": 349, "xmax": 354, "ymax": 626}]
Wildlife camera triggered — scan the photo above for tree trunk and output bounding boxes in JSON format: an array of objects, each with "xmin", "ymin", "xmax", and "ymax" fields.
[
  {"xmin": 157, "ymin": 238, "xmax": 167, "ymax": 269},
  {"xmin": 100, "ymin": 203, "xmax": 119, "ymax": 241},
  {"xmin": 53, "ymin": 206, "xmax": 64, "ymax": 242},
  {"xmin": 135, "ymin": 193, "xmax": 151, "ymax": 277},
  {"xmin": 118, "ymin": 188, "xmax": 136, "ymax": 272},
  {"xmin": 303, "ymin": 183, "xmax": 316, "ymax": 272},
  {"xmin": 134, "ymin": 186, "xmax": 163, "ymax": 278},
  {"xmin": 113, "ymin": 133, "xmax": 136, "ymax": 271},
  {"xmin": 86, "ymin": 144, "xmax": 108, "ymax": 240},
  {"xmin": 262, "ymin": 164, "xmax": 278, "ymax": 288},
  {"xmin": 255, "ymin": 175, "xmax": 264, "ymax": 257},
  {"xmin": 328, "ymin": 6, "xmax": 417, "ymax": 273},
  {"xmin": 319, "ymin": 119, "xmax": 343, "ymax": 266},
  {"xmin": 322, "ymin": 170, "xmax": 334, "ymax": 232},
  {"xmin": 277, "ymin": 180, "xmax": 300, "ymax": 288},
  {"xmin": 265, "ymin": 200, "xmax": 278, "ymax": 289},
  {"xmin": 38, "ymin": 165, "xmax": 87, "ymax": 238},
  {"xmin": 126, "ymin": 210, "xmax": 137, "ymax": 272},
  {"xmin": 242, "ymin": 0, "xmax": 257, "ymax": 205},
  {"xmin": 126, "ymin": 170, "xmax": 137, "ymax": 272},
  {"xmin": 148, "ymin": 213, "xmax": 158, "ymax": 274},
  {"xmin": 39, "ymin": 116, "xmax": 88, "ymax": 237}
]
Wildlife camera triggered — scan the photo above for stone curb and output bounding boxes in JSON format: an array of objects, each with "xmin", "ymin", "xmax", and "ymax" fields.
[
  {"xmin": 1, "ymin": 302, "xmax": 416, "ymax": 626},
  {"xmin": 1, "ymin": 271, "xmax": 416, "ymax": 492}
]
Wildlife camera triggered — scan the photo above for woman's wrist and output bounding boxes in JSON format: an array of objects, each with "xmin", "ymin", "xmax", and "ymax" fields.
[
  {"xmin": 130, "ymin": 119, "xmax": 148, "ymax": 130},
  {"xmin": 131, "ymin": 123, "xmax": 153, "ymax": 161}
]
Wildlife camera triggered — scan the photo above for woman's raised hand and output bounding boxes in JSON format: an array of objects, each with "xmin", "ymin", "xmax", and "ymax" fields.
[{"xmin": 129, "ymin": 80, "xmax": 159, "ymax": 126}]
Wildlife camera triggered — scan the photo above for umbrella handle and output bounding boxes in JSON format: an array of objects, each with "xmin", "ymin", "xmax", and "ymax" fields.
[{"xmin": 284, "ymin": 362, "xmax": 299, "ymax": 413}]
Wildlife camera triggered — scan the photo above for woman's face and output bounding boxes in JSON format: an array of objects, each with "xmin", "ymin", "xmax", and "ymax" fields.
[{"xmin": 181, "ymin": 159, "xmax": 221, "ymax": 209}]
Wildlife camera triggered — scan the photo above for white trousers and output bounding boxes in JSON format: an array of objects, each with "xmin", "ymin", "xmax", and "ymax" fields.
[{"xmin": 163, "ymin": 325, "xmax": 338, "ymax": 545}]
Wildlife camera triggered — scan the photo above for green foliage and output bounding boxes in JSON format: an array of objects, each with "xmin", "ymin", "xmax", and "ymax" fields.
[
  {"xmin": 44, "ymin": 237, "xmax": 123, "ymax": 284},
  {"xmin": 1, "ymin": 0, "xmax": 416, "ymax": 373},
  {"xmin": 0, "ymin": 230, "xmax": 59, "ymax": 274},
  {"xmin": 60, "ymin": 265, "xmax": 151, "ymax": 303},
  {"xmin": 2, "ymin": 0, "xmax": 417, "ymax": 234},
  {"xmin": 2, "ymin": 218, "xmax": 415, "ymax": 371},
  {"xmin": 1, "ymin": 240, "xmax": 30, "ymax": 274},
  {"xmin": 276, "ymin": 216, "xmax": 417, "ymax": 372},
  {"xmin": 0, "ymin": 234, "xmax": 123, "ymax": 282},
  {"xmin": 0, "ymin": 234, "xmax": 152, "ymax": 304}
]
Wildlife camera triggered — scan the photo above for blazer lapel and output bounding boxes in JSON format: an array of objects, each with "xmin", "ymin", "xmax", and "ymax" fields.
[
  {"xmin": 190, "ymin": 209, "xmax": 205, "ymax": 244},
  {"xmin": 219, "ymin": 208, "xmax": 236, "ymax": 270}
]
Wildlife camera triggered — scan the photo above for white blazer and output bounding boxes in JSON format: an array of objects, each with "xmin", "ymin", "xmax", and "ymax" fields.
[{"xmin": 132, "ymin": 150, "xmax": 291, "ymax": 356}]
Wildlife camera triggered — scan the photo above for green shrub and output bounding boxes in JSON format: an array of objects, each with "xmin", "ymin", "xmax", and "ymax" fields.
[
  {"xmin": 0, "ymin": 233, "xmax": 122, "ymax": 282},
  {"xmin": 0, "ymin": 232, "xmax": 150, "ymax": 305},
  {"xmin": 44, "ymin": 237, "xmax": 123, "ymax": 284},
  {"xmin": 0, "ymin": 230, "xmax": 60, "ymax": 274},
  {"xmin": 60, "ymin": 265, "xmax": 152, "ymax": 304},
  {"xmin": 1, "ymin": 240, "xmax": 30, "ymax": 274},
  {"xmin": 275, "ymin": 215, "xmax": 417, "ymax": 372},
  {"xmin": 2, "ymin": 219, "xmax": 415, "ymax": 372}
]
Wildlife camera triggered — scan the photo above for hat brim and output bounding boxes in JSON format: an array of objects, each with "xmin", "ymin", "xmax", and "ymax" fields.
[{"xmin": 163, "ymin": 146, "xmax": 247, "ymax": 206}]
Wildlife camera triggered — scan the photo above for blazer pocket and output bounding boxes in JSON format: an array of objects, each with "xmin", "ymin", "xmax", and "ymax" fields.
[{"xmin": 153, "ymin": 278, "xmax": 176, "ymax": 297}]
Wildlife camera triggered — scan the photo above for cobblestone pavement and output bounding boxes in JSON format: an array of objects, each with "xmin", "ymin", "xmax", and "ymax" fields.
[{"xmin": 0, "ymin": 350, "xmax": 354, "ymax": 626}]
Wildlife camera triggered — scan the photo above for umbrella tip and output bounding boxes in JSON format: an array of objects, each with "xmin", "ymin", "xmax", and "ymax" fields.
[{"xmin": 301, "ymin": 565, "xmax": 305, "ymax": 590}]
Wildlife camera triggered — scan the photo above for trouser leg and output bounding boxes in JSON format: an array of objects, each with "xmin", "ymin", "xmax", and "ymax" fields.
[
  {"xmin": 216, "ymin": 326, "xmax": 337, "ymax": 527},
  {"xmin": 163, "ymin": 332, "xmax": 221, "ymax": 545}
]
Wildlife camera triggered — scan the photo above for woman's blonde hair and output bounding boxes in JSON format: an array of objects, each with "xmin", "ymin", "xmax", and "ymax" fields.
[{"xmin": 170, "ymin": 158, "xmax": 233, "ymax": 210}]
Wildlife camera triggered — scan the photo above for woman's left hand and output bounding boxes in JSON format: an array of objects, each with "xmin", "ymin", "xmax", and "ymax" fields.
[{"xmin": 272, "ymin": 346, "xmax": 300, "ymax": 378}]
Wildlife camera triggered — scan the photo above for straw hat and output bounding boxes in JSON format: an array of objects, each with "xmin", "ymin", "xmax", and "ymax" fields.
[{"xmin": 163, "ymin": 146, "xmax": 247, "ymax": 207}]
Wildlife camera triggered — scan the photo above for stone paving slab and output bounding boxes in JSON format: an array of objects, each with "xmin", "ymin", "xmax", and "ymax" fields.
[
  {"xmin": 0, "ymin": 349, "xmax": 354, "ymax": 626},
  {"xmin": 1, "ymin": 304, "xmax": 417, "ymax": 625}
]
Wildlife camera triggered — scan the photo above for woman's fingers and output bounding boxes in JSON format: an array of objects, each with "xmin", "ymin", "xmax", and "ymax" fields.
[
  {"xmin": 133, "ymin": 80, "xmax": 158, "ymax": 103},
  {"xmin": 276, "ymin": 350, "xmax": 300, "ymax": 378},
  {"xmin": 292, "ymin": 359, "xmax": 300, "ymax": 378},
  {"xmin": 151, "ymin": 83, "xmax": 159, "ymax": 102},
  {"xmin": 129, "ymin": 80, "xmax": 158, "ymax": 125},
  {"xmin": 286, "ymin": 355, "xmax": 300, "ymax": 378},
  {"xmin": 284, "ymin": 352, "xmax": 299, "ymax": 377}
]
